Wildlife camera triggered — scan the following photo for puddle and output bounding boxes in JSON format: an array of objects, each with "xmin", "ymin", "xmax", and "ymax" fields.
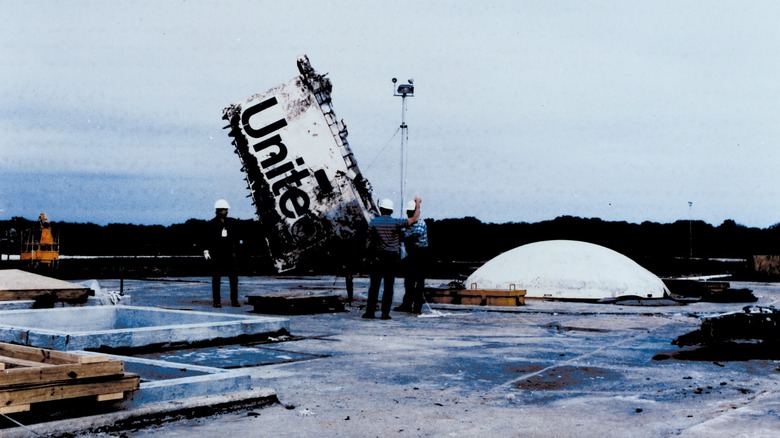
[{"xmin": 514, "ymin": 365, "xmax": 622, "ymax": 391}]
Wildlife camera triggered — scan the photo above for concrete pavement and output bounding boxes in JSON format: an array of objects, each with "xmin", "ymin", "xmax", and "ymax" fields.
[{"xmin": 4, "ymin": 277, "xmax": 780, "ymax": 437}]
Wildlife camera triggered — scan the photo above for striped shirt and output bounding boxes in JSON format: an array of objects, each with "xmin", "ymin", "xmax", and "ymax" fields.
[{"xmin": 369, "ymin": 215, "xmax": 408, "ymax": 253}]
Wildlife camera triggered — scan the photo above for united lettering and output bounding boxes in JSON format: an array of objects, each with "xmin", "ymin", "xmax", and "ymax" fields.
[{"xmin": 242, "ymin": 96, "xmax": 326, "ymax": 219}]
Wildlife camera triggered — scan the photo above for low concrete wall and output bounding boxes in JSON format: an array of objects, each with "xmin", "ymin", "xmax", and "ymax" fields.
[
  {"xmin": 0, "ymin": 305, "xmax": 290, "ymax": 350},
  {"xmin": 106, "ymin": 354, "xmax": 258, "ymax": 407}
]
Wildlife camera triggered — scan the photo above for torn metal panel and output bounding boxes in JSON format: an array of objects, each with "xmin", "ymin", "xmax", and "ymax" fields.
[
  {"xmin": 673, "ymin": 306, "xmax": 780, "ymax": 347},
  {"xmin": 223, "ymin": 56, "xmax": 376, "ymax": 272},
  {"xmin": 663, "ymin": 279, "xmax": 757, "ymax": 303}
]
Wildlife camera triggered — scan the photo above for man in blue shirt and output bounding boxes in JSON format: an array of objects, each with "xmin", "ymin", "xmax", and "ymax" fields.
[
  {"xmin": 397, "ymin": 200, "xmax": 429, "ymax": 314},
  {"xmin": 363, "ymin": 196, "xmax": 422, "ymax": 320}
]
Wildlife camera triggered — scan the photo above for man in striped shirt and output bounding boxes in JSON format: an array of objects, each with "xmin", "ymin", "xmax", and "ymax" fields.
[{"xmin": 363, "ymin": 196, "xmax": 422, "ymax": 320}]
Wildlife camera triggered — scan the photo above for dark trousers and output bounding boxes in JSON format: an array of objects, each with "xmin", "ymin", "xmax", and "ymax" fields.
[
  {"xmin": 211, "ymin": 254, "xmax": 238, "ymax": 305},
  {"xmin": 401, "ymin": 247, "xmax": 428, "ymax": 313},
  {"xmin": 366, "ymin": 251, "xmax": 399, "ymax": 316}
]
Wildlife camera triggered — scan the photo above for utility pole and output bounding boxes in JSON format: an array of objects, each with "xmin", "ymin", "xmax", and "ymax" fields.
[
  {"xmin": 392, "ymin": 78, "xmax": 414, "ymax": 217},
  {"xmin": 688, "ymin": 201, "xmax": 693, "ymax": 259}
]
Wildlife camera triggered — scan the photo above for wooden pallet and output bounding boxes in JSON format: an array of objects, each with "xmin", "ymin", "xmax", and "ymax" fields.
[
  {"xmin": 425, "ymin": 288, "xmax": 526, "ymax": 306},
  {"xmin": 459, "ymin": 289, "xmax": 526, "ymax": 306},
  {"xmin": 0, "ymin": 343, "xmax": 139, "ymax": 414}
]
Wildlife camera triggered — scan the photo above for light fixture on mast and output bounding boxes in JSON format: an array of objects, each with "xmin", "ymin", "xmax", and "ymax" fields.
[{"xmin": 392, "ymin": 77, "xmax": 414, "ymax": 217}]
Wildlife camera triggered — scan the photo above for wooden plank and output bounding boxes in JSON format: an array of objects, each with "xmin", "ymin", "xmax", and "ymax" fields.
[
  {"xmin": 0, "ymin": 270, "xmax": 88, "ymax": 292},
  {"xmin": 425, "ymin": 289, "xmax": 457, "ymax": 304},
  {"xmin": 0, "ymin": 343, "xmax": 109, "ymax": 365},
  {"xmin": 0, "ymin": 403, "xmax": 30, "ymax": 414},
  {"xmin": 0, "ymin": 289, "xmax": 92, "ymax": 302},
  {"xmin": 0, "ymin": 373, "xmax": 140, "ymax": 409},
  {"xmin": 486, "ymin": 296, "xmax": 523, "ymax": 306},
  {"xmin": 459, "ymin": 289, "xmax": 526, "ymax": 307},
  {"xmin": 459, "ymin": 289, "xmax": 526, "ymax": 297},
  {"xmin": 0, "ymin": 360, "xmax": 124, "ymax": 389},
  {"xmin": 460, "ymin": 295, "xmax": 484, "ymax": 305},
  {"xmin": 97, "ymin": 392, "xmax": 124, "ymax": 402},
  {"xmin": 0, "ymin": 270, "xmax": 91, "ymax": 302},
  {"xmin": 0, "ymin": 356, "xmax": 57, "ymax": 369}
]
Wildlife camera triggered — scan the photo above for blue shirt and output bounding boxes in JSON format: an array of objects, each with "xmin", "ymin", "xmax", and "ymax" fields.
[{"xmin": 404, "ymin": 220, "xmax": 428, "ymax": 248}]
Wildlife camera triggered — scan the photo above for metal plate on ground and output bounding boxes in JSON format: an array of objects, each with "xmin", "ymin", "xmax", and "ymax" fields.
[{"xmin": 132, "ymin": 344, "xmax": 325, "ymax": 369}]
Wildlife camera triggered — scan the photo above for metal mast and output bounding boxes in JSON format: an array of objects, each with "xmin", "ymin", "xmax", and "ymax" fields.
[{"xmin": 392, "ymin": 77, "xmax": 414, "ymax": 217}]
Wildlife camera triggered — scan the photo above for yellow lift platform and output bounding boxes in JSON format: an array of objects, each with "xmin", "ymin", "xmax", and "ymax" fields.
[{"xmin": 20, "ymin": 212, "xmax": 60, "ymax": 268}]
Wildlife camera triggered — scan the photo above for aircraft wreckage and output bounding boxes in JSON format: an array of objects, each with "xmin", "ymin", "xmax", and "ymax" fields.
[
  {"xmin": 223, "ymin": 56, "xmax": 376, "ymax": 272},
  {"xmin": 674, "ymin": 306, "xmax": 780, "ymax": 347}
]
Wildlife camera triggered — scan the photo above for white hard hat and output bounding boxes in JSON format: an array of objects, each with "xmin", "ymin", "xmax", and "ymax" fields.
[
  {"xmin": 214, "ymin": 199, "xmax": 230, "ymax": 210},
  {"xmin": 378, "ymin": 198, "xmax": 394, "ymax": 210},
  {"xmin": 405, "ymin": 200, "xmax": 417, "ymax": 212}
]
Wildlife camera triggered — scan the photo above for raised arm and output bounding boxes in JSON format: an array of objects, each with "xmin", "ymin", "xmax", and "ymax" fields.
[{"xmin": 406, "ymin": 196, "xmax": 422, "ymax": 225}]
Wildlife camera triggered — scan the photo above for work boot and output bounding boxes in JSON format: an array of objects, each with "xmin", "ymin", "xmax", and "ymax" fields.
[
  {"xmin": 213, "ymin": 303, "xmax": 222, "ymax": 308},
  {"xmin": 380, "ymin": 314, "xmax": 392, "ymax": 320},
  {"xmin": 231, "ymin": 301, "xmax": 241, "ymax": 307}
]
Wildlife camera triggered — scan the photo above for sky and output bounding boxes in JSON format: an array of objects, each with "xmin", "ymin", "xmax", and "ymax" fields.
[{"xmin": 2, "ymin": 1, "xmax": 780, "ymax": 228}]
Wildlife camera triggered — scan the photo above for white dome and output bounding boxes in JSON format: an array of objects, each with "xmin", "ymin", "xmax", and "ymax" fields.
[{"xmin": 466, "ymin": 240, "xmax": 669, "ymax": 300}]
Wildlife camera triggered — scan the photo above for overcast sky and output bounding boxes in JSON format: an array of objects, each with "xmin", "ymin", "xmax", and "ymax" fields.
[{"xmin": 2, "ymin": 1, "xmax": 779, "ymax": 228}]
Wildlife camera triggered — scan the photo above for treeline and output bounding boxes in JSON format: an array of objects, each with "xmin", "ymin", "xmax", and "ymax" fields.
[
  {"xmin": 2, "ymin": 215, "xmax": 779, "ymax": 278},
  {"xmin": 428, "ymin": 216, "xmax": 780, "ymax": 279},
  {"xmin": 431, "ymin": 216, "xmax": 780, "ymax": 262}
]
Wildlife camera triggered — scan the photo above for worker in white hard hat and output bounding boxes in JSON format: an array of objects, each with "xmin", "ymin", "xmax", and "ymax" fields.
[
  {"xmin": 363, "ymin": 195, "xmax": 422, "ymax": 320},
  {"xmin": 202, "ymin": 199, "xmax": 241, "ymax": 308},
  {"xmin": 396, "ymin": 200, "xmax": 430, "ymax": 314}
]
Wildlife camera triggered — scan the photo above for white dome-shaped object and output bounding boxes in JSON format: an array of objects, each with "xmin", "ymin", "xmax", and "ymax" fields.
[{"xmin": 466, "ymin": 240, "xmax": 669, "ymax": 300}]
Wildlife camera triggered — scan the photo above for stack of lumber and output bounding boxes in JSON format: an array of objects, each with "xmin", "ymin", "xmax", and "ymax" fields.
[
  {"xmin": 0, "ymin": 269, "xmax": 92, "ymax": 303},
  {"xmin": 0, "ymin": 343, "xmax": 139, "ymax": 414}
]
